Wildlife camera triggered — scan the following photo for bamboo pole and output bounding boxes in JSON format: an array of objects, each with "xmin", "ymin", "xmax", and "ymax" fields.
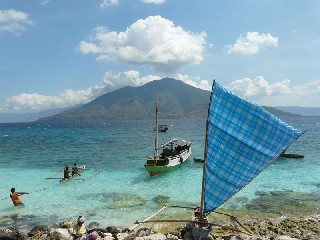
[
  {"xmin": 45, "ymin": 169, "xmax": 63, "ymax": 179},
  {"xmin": 200, "ymin": 80, "xmax": 215, "ymax": 219},
  {"xmin": 214, "ymin": 211, "xmax": 254, "ymax": 235},
  {"xmin": 135, "ymin": 219, "xmax": 252, "ymax": 236},
  {"xmin": 167, "ymin": 205, "xmax": 196, "ymax": 210},
  {"xmin": 129, "ymin": 205, "xmax": 167, "ymax": 230}
]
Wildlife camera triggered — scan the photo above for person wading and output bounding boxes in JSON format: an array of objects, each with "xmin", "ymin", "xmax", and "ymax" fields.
[{"xmin": 10, "ymin": 188, "xmax": 29, "ymax": 206}]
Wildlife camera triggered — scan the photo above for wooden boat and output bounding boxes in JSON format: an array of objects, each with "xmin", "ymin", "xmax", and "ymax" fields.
[
  {"xmin": 59, "ymin": 165, "xmax": 85, "ymax": 183},
  {"xmin": 136, "ymin": 81, "xmax": 303, "ymax": 239},
  {"xmin": 279, "ymin": 153, "xmax": 304, "ymax": 158},
  {"xmin": 193, "ymin": 158, "xmax": 204, "ymax": 163},
  {"xmin": 145, "ymin": 99, "xmax": 191, "ymax": 176},
  {"xmin": 155, "ymin": 124, "xmax": 168, "ymax": 132}
]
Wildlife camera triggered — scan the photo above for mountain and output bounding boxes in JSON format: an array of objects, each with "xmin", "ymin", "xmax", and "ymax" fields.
[
  {"xmin": 277, "ymin": 106, "xmax": 320, "ymax": 116},
  {"xmin": 37, "ymin": 78, "xmax": 211, "ymax": 122},
  {"xmin": 36, "ymin": 78, "xmax": 302, "ymax": 123}
]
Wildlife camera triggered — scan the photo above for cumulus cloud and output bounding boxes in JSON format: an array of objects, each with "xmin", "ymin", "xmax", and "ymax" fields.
[
  {"xmin": 175, "ymin": 74, "xmax": 211, "ymax": 91},
  {"xmin": 0, "ymin": 71, "xmax": 212, "ymax": 113},
  {"xmin": 225, "ymin": 32, "xmax": 278, "ymax": 55},
  {"xmin": 78, "ymin": 16, "xmax": 207, "ymax": 73},
  {"xmin": 0, "ymin": 9, "xmax": 33, "ymax": 35},
  {"xmin": 226, "ymin": 77, "xmax": 320, "ymax": 107},
  {"xmin": 0, "ymin": 85, "xmax": 106, "ymax": 113},
  {"xmin": 293, "ymin": 80, "xmax": 320, "ymax": 96},
  {"xmin": 227, "ymin": 76, "xmax": 290, "ymax": 99},
  {"xmin": 141, "ymin": 0, "xmax": 166, "ymax": 4},
  {"xmin": 100, "ymin": 0, "xmax": 119, "ymax": 8}
]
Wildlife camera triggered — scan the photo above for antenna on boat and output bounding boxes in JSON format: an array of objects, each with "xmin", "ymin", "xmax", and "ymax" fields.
[
  {"xmin": 154, "ymin": 98, "xmax": 160, "ymax": 159},
  {"xmin": 200, "ymin": 80, "xmax": 216, "ymax": 220}
]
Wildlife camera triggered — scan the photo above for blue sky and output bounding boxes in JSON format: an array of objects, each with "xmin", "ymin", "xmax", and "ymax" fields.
[{"xmin": 1, "ymin": 0, "xmax": 320, "ymax": 113}]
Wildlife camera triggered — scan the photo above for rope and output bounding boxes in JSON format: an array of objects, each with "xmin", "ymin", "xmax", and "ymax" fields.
[{"xmin": 1, "ymin": 168, "xmax": 102, "ymax": 201}]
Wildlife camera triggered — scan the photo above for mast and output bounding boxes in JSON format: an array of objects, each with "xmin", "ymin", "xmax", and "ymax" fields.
[
  {"xmin": 200, "ymin": 80, "xmax": 215, "ymax": 219},
  {"xmin": 154, "ymin": 98, "xmax": 159, "ymax": 159}
]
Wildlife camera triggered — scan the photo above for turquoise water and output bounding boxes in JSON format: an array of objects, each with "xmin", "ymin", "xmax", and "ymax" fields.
[{"xmin": 0, "ymin": 117, "xmax": 319, "ymax": 229}]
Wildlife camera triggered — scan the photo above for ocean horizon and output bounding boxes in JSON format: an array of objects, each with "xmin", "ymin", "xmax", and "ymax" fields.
[{"xmin": 0, "ymin": 116, "xmax": 319, "ymax": 231}]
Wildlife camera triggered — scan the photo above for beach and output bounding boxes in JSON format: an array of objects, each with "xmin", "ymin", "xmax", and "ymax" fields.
[{"xmin": 1, "ymin": 208, "xmax": 319, "ymax": 239}]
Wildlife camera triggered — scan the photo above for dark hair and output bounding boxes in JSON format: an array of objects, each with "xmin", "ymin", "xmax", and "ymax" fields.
[{"xmin": 11, "ymin": 188, "xmax": 15, "ymax": 193}]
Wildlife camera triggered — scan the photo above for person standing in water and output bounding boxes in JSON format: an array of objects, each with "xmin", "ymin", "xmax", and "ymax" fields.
[{"xmin": 10, "ymin": 188, "xmax": 29, "ymax": 206}]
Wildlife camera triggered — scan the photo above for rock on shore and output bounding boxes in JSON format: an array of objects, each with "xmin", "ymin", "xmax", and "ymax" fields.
[{"xmin": 0, "ymin": 214, "xmax": 319, "ymax": 240}]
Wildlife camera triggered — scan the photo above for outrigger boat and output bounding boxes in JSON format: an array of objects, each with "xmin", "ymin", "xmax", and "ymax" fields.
[
  {"xmin": 145, "ymin": 99, "xmax": 191, "ymax": 176},
  {"xmin": 135, "ymin": 81, "xmax": 303, "ymax": 239},
  {"xmin": 59, "ymin": 165, "xmax": 85, "ymax": 183},
  {"xmin": 45, "ymin": 165, "xmax": 86, "ymax": 183}
]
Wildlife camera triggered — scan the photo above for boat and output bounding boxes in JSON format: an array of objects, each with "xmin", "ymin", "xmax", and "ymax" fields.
[
  {"xmin": 145, "ymin": 99, "xmax": 191, "ymax": 176},
  {"xmin": 155, "ymin": 124, "xmax": 168, "ymax": 132},
  {"xmin": 136, "ymin": 81, "xmax": 303, "ymax": 239},
  {"xmin": 193, "ymin": 158, "xmax": 204, "ymax": 163},
  {"xmin": 279, "ymin": 153, "xmax": 304, "ymax": 158},
  {"xmin": 59, "ymin": 165, "xmax": 85, "ymax": 183}
]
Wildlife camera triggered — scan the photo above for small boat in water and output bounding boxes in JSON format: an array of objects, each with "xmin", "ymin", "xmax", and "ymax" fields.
[
  {"xmin": 193, "ymin": 157, "xmax": 204, "ymax": 163},
  {"xmin": 155, "ymin": 124, "xmax": 168, "ymax": 132},
  {"xmin": 279, "ymin": 153, "xmax": 304, "ymax": 158},
  {"xmin": 145, "ymin": 99, "xmax": 191, "ymax": 176},
  {"xmin": 60, "ymin": 165, "xmax": 85, "ymax": 183},
  {"xmin": 145, "ymin": 139, "xmax": 191, "ymax": 176}
]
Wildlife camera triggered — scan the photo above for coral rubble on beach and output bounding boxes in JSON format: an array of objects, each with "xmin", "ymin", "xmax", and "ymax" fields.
[{"xmin": 0, "ymin": 214, "xmax": 319, "ymax": 240}]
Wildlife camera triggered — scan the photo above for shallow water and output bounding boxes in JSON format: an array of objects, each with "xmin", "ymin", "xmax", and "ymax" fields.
[{"xmin": 0, "ymin": 117, "xmax": 319, "ymax": 229}]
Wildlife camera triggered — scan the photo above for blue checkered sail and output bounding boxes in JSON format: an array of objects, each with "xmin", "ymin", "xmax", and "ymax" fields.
[{"xmin": 204, "ymin": 82, "xmax": 302, "ymax": 213}]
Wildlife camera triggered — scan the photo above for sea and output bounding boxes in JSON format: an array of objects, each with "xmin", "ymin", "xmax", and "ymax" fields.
[{"xmin": 0, "ymin": 116, "xmax": 319, "ymax": 231}]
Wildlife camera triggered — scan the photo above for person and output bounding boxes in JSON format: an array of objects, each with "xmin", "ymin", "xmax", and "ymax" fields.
[
  {"xmin": 64, "ymin": 165, "xmax": 71, "ymax": 179},
  {"xmin": 87, "ymin": 231, "xmax": 98, "ymax": 240},
  {"xmin": 72, "ymin": 216, "xmax": 86, "ymax": 239},
  {"xmin": 72, "ymin": 163, "xmax": 79, "ymax": 176},
  {"xmin": 10, "ymin": 188, "xmax": 29, "ymax": 206}
]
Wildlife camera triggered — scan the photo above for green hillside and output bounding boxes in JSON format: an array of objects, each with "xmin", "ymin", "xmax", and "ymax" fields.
[{"xmin": 38, "ymin": 78, "xmax": 210, "ymax": 122}]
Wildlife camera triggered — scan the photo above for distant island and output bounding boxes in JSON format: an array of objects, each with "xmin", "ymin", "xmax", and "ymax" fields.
[{"xmin": 1, "ymin": 78, "xmax": 317, "ymax": 124}]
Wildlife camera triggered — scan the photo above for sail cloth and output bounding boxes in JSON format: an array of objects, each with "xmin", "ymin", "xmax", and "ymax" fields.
[{"xmin": 204, "ymin": 82, "xmax": 302, "ymax": 213}]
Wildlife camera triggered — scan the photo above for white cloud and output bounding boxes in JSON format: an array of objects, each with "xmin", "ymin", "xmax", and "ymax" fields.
[
  {"xmin": 227, "ymin": 77, "xmax": 320, "ymax": 107},
  {"xmin": 175, "ymin": 74, "xmax": 211, "ymax": 91},
  {"xmin": 0, "ymin": 9, "xmax": 33, "ymax": 36},
  {"xmin": 228, "ymin": 76, "xmax": 290, "ymax": 99},
  {"xmin": 100, "ymin": 0, "xmax": 119, "ymax": 8},
  {"xmin": 0, "ymin": 86, "xmax": 106, "ymax": 113},
  {"xmin": 225, "ymin": 32, "xmax": 278, "ymax": 55},
  {"xmin": 78, "ymin": 16, "xmax": 207, "ymax": 73},
  {"xmin": 141, "ymin": 0, "xmax": 166, "ymax": 4},
  {"xmin": 102, "ymin": 70, "xmax": 161, "ymax": 91},
  {"xmin": 293, "ymin": 80, "xmax": 320, "ymax": 96}
]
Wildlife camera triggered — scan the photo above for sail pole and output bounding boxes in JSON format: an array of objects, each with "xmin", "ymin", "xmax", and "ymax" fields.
[
  {"xmin": 154, "ymin": 99, "xmax": 159, "ymax": 159},
  {"xmin": 200, "ymin": 80, "xmax": 215, "ymax": 219}
]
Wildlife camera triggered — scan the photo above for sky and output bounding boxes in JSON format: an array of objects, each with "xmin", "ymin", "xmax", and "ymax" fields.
[{"xmin": 1, "ymin": 0, "xmax": 320, "ymax": 113}]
